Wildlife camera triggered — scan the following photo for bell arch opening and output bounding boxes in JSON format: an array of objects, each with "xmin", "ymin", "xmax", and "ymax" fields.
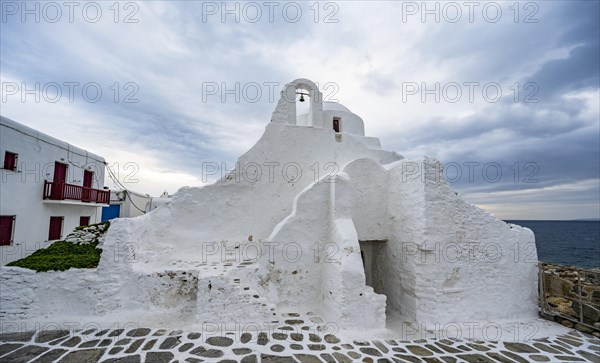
[
  {"xmin": 274, "ymin": 78, "xmax": 324, "ymax": 127},
  {"xmin": 296, "ymin": 90, "xmax": 311, "ymax": 126}
]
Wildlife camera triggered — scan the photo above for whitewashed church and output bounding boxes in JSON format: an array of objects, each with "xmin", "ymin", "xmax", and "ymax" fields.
[{"xmin": 1, "ymin": 79, "xmax": 538, "ymax": 332}]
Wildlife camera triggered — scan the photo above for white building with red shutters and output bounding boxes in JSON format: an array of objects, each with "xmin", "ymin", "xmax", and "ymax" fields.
[{"xmin": 0, "ymin": 116, "xmax": 109, "ymax": 265}]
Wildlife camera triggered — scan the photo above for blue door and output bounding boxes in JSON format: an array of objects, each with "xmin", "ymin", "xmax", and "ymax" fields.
[{"xmin": 102, "ymin": 204, "xmax": 121, "ymax": 221}]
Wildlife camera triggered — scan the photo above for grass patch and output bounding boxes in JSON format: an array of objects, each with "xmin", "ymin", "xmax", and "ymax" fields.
[
  {"xmin": 6, "ymin": 221, "xmax": 109, "ymax": 272},
  {"xmin": 7, "ymin": 241, "xmax": 103, "ymax": 272}
]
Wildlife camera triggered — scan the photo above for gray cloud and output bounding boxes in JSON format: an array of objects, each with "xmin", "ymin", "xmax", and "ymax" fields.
[{"xmin": 1, "ymin": 1, "xmax": 598, "ymax": 219}]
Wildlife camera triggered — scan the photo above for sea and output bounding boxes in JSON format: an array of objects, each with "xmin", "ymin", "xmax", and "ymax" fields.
[{"xmin": 506, "ymin": 220, "xmax": 600, "ymax": 269}]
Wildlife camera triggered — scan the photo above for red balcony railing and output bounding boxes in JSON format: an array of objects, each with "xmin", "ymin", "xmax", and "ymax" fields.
[{"xmin": 43, "ymin": 180, "xmax": 110, "ymax": 205}]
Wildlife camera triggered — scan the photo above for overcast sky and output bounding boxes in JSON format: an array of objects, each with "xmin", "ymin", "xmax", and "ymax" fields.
[{"xmin": 1, "ymin": 1, "xmax": 598, "ymax": 220}]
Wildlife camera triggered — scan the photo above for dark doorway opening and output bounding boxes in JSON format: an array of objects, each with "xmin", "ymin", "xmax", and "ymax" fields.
[{"xmin": 333, "ymin": 118, "xmax": 340, "ymax": 133}]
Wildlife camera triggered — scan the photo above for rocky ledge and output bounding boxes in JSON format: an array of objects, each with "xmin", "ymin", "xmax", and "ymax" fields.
[
  {"xmin": 540, "ymin": 262, "xmax": 600, "ymax": 337},
  {"xmin": 64, "ymin": 222, "xmax": 110, "ymax": 245}
]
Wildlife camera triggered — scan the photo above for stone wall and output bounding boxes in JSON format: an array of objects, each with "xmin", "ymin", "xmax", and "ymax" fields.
[{"xmin": 540, "ymin": 262, "xmax": 600, "ymax": 337}]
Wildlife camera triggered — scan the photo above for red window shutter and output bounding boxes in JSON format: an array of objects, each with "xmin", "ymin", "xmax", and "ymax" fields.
[
  {"xmin": 83, "ymin": 170, "xmax": 93, "ymax": 188},
  {"xmin": 48, "ymin": 216, "xmax": 63, "ymax": 241},
  {"xmin": 0, "ymin": 216, "xmax": 14, "ymax": 246},
  {"xmin": 82, "ymin": 171, "xmax": 94, "ymax": 202},
  {"xmin": 80, "ymin": 216, "xmax": 90, "ymax": 226},
  {"xmin": 3, "ymin": 152, "xmax": 17, "ymax": 171},
  {"xmin": 53, "ymin": 162, "xmax": 67, "ymax": 183}
]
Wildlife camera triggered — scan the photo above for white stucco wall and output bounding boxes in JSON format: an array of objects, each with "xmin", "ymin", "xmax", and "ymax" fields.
[
  {"xmin": 322, "ymin": 110, "xmax": 366, "ymax": 137},
  {"xmin": 369, "ymin": 158, "xmax": 538, "ymax": 323},
  {"xmin": 0, "ymin": 116, "xmax": 106, "ymax": 265},
  {"xmin": 344, "ymin": 158, "xmax": 389, "ymax": 241},
  {"xmin": 128, "ymin": 122, "xmax": 402, "ymax": 257}
]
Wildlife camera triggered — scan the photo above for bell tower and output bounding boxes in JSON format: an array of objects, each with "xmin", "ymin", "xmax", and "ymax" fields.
[{"xmin": 271, "ymin": 78, "xmax": 323, "ymax": 128}]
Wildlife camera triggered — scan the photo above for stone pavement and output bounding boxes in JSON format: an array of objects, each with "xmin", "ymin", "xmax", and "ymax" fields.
[{"xmin": 1, "ymin": 313, "xmax": 599, "ymax": 363}]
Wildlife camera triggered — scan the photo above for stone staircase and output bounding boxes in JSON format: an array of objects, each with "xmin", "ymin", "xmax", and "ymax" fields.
[{"xmin": 194, "ymin": 261, "xmax": 278, "ymax": 326}]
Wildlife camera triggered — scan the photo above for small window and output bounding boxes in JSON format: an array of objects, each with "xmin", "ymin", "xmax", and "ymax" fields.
[
  {"xmin": 80, "ymin": 216, "xmax": 90, "ymax": 227},
  {"xmin": 48, "ymin": 216, "xmax": 64, "ymax": 241},
  {"xmin": 333, "ymin": 118, "xmax": 341, "ymax": 133},
  {"xmin": 0, "ymin": 216, "xmax": 15, "ymax": 246},
  {"xmin": 2, "ymin": 151, "xmax": 17, "ymax": 171}
]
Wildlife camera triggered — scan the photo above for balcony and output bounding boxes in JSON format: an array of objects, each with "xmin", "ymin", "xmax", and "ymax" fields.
[{"xmin": 43, "ymin": 180, "xmax": 110, "ymax": 205}]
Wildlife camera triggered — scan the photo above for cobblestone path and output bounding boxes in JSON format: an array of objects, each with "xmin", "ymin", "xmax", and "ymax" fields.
[{"xmin": 2, "ymin": 314, "xmax": 599, "ymax": 363}]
